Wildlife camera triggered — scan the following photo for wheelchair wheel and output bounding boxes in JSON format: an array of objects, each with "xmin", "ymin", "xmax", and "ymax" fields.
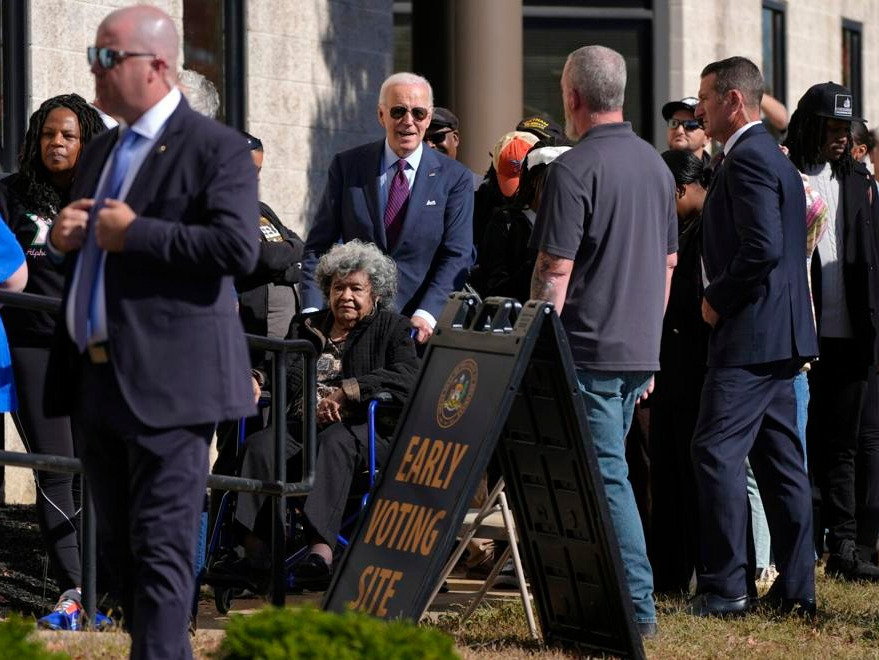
[{"xmin": 214, "ymin": 587, "xmax": 234, "ymax": 614}]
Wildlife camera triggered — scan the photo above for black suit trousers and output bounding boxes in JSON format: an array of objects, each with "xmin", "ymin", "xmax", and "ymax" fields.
[
  {"xmin": 692, "ymin": 360, "xmax": 814, "ymax": 600},
  {"xmin": 807, "ymin": 338, "xmax": 870, "ymax": 554},
  {"xmin": 72, "ymin": 360, "xmax": 213, "ymax": 660},
  {"xmin": 235, "ymin": 420, "xmax": 391, "ymax": 549}
]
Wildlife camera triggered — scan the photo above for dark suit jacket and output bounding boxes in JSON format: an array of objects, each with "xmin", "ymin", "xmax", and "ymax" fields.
[
  {"xmin": 810, "ymin": 162, "xmax": 879, "ymax": 366},
  {"xmin": 300, "ymin": 141, "xmax": 474, "ymax": 319},
  {"xmin": 702, "ymin": 123, "xmax": 818, "ymax": 367},
  {"xmin": 46, "ymin": 98, "xmax": 260, "ymax": 428}
]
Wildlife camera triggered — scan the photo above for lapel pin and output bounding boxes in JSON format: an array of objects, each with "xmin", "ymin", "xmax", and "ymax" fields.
[
  {"xmin": 426, "ymin": 200, "xmax": 437, "ymax": 206},
  {"xmin": 428, "ymin": 171, "xmax": 436, "ymax": 177},
  {"xmin": 157, "ymin": 144, "xmax": 167, "ymax": 153}
]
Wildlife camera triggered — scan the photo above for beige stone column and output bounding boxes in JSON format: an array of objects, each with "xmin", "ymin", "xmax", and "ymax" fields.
[{"xmin": 451, "ymin": 0, "xmax": 523, "ymax": 173}]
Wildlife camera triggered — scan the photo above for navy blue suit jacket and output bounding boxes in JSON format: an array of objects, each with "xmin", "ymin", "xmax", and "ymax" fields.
[
  {"xmin": 300, "ymin": 141, "xmax": 474, "ymax": 319},
  {"xmin": 702, "ymin": 124, "xmax": 818, "ymax": 367},
  {"xmin": 46, "ymin": 98, "xmax": 260, "ymax": 427}
]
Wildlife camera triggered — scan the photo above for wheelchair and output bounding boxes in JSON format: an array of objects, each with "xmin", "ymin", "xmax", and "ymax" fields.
[{"xmin": 200, "ymin": 394, "xmax": 389, "ymax": 614}]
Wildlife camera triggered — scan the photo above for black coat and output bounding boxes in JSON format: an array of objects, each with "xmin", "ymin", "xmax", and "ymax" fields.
[
  {"xmin": 471, "ymin": 205, "xmax": 536, "ymax": 302},
  {"xmin": 270, "ymin": 308, "xmax": 419, "ymax": 428},
  {"xmin": 810, "ymin": 161, "xmax": 879, "ymax": 366},
  {"xmin": 657, "ymin": 214, "xmax": 709, "ymax": 406}
]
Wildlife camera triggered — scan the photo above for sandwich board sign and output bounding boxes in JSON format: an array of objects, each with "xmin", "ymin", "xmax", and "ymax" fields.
[{"xmin": 323, "ymin": 294, "xmax": 644, "ymax": 659}]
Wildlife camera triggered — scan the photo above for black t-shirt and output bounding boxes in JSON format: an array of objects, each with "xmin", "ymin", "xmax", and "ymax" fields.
[
  {"xmin": 0, "ymin": 174, "xmax": 66, "ymax": 346},
  {"xmin": 529, "ymin": 122, "xmax": 678, "ymax": 370}
]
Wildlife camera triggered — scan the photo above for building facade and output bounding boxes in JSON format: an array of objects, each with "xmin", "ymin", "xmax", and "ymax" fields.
[{"xmin": 1, "ymin": 0, "xmax": 877, "ymax": 502}]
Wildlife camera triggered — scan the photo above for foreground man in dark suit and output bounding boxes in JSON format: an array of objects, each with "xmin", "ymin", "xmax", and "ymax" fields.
[
  {"xmin": 47, "ymin": 5, "xmax": 258, "ymax": 657},
  {"xmin": 689, "ymin": 57, "xmax": 818, "ymax": 618},
  {"xmin": 300, "ymin": 72, "xmax": 474, "ymax": 345}
]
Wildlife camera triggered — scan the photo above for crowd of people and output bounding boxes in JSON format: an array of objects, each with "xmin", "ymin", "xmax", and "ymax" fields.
[{"xmin": 1, "ymin": 3, "xmax": 879, "ymax": 658}]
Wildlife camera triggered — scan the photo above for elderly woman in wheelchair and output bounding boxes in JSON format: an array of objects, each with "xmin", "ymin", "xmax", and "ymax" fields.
[{"xmin": 220, "ymin": 240, "xmax": 418, "ymax": 591}]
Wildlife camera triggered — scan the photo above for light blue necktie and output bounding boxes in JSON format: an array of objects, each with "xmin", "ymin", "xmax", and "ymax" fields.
[{"xmin": 72, "ymin": 129, "xmax": 143, "ymax": 352}]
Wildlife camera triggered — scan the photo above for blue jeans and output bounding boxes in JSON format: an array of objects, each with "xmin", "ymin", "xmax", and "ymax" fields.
[
  {"xmin": 746, "ymin": 459, "xmax": 771, "ymax": 570},
  {"xmin": 576, "ymin": 369, "xmax": 656, "ymax": 624},
  {"xmin": 794, "ymin": 371, "xmax": 810, "ymax": 469}
]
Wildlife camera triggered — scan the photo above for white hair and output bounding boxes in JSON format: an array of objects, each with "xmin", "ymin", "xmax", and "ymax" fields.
[
  {"xmin": 378, "ymin": 72, "xmax": 433, "ymax": 107},
  {"xmin": 178, "ymin": 69, "xmax": 220, "ymax": 119},
  {"xmin": 315, "ymin": 240, "xmax": 397, "ymax": 309},
  {"xmin": 565, "ymin": 45, "xmax": 626, "ymax": 112}
]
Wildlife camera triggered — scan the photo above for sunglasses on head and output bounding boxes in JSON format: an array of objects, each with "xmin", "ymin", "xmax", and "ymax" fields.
[
  {"xmin": 87, "ymin": 46, "xmax": 157, "ymax": 70},
  {"xmin": 388, "ymin": 105, "xmax": 430, "ymax": 121},
  {"xmin": 668, "ymin": 118, "xmax": 703, "ymax": 131}
]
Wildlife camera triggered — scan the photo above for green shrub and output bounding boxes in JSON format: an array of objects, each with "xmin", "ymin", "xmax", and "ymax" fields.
[
  {"xmin": 216, "ymin": 605, "xmax": 458, "ymax": 660},
  {"xmin": 0, "ymin": 615, "xmax": 68, "ymax": 659}
]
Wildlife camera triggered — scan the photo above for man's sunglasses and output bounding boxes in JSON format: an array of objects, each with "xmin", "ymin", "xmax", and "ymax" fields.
[
  {"xmin": 87, "ymin": 46, "xmax": 157, "ymax": 70},
  {"xmin": 667, "ymin": 118, "xmax": 703, "ymax": 131},
  {"xmin": 425, "ymin": 129, "xmax": 453, "ymax": 144},
  {"xmin": 388, "ymin": 105, "xmax": 430, "ymax": 121}
]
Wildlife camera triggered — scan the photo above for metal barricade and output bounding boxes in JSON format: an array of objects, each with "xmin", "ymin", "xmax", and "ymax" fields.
[{"xmin": 0, "ymin": 290, "xmax": 316, "ymax": 618}]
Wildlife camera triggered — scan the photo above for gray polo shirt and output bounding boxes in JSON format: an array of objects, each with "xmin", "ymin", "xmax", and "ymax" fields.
[{"xmin": 530, "ymin": 122, "xmax": 678, "ymax": 370}]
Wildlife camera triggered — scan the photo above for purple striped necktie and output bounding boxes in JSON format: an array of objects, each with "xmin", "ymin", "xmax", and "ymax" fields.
[{"xmin": 384, "ymin": 159, "xmax": 409, "ymax": 249}]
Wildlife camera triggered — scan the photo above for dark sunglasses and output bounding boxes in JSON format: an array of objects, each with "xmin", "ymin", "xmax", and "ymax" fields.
[
  {"xmin": 425, "ymin": 129, "xmax": 453, "ymax": 144},
  {"xmin": 388, "ymin": 105, "xmax": 430, "ymax": 121},
  {"xmin": 667, "ymin": 118, "xmax": 703, "ymax": 131},
  {"xmin": 87, "ymin": 46, "xmax": 157, "ymax": 70}
]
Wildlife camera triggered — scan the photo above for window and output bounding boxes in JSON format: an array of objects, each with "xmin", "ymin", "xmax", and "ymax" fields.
[
  {"xmin": 393, "ymin": 6, "xmax": 412, "ymax": 72},
  {"xmin": 393, "ymin": 2, "xmax": 656, "ymax": 142},
  {"xmin": 523, "ymin": 16, "xmax": 653, "ymax": 141},
  {"xmin": 761, "ymin": 2, "xmax": 786, "ymax": 104},
  {"xmin": 842, "ymin": 20, "xmax": 863, "ymax": 119},
  {"xmin": 182, "ymin": 0, "xmax": 246, "ymax": 128},
  {"xmin": 0, "ymin": 1, "xmax": 27, "ymax": 173}
]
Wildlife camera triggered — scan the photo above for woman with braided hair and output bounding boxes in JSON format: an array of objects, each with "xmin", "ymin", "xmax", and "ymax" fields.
[{"xmin": 0, "ymin": 94, "xmax": 106, "ymax": 630}]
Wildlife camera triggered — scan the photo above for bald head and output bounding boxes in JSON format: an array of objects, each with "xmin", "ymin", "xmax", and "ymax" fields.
[
  {"xmin": 101, "ymin": 5, "xmax": 179, "ymax": 81},
  {"xmin": 92, "ymin": 4, "xmax": 180, "ymax": 123}
]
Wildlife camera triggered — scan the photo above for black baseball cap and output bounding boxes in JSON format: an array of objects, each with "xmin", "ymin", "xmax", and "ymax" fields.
[
  {"xmin": 661, "ymin": 97, "xmax": 699, "ymax": 121},
  {"xmin": 796, "ymin": 82, "xmax": 863, "ymax": 122},
  {"xmin": 428, "ymin": 107, "xmax": 458, "ymax": 132},
  {"xmin": 516, "ymin": 115, "xmax": 568, "ymax": 146}
]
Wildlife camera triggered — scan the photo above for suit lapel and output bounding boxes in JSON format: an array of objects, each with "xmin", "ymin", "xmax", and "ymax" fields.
[
  {"xmin": 394, "ymin": 146, "xmax": 441, "ymax": 254},
  {"xmin": 705, "ymin": 125, "xmax": 763, "ymax": 198},
  {"xmin": 123, "ymin": 102, "xmax": 190, "ymax": 212},
  {"xmin": 365, "ymin": 141, "xmax": 384, "ymax": 250},
  {"xmin": 75, "ymin": 130, "xmax": 119, "ymax": 198}
]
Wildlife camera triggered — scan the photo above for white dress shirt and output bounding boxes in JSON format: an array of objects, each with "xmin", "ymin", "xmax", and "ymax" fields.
[
  {"xmin": 63, "ymin": 87, "xmax": 182, "ymax": 346},
  {"xmin": 723, "ymin": 120, "xmax": 763, "ymax": 156}
]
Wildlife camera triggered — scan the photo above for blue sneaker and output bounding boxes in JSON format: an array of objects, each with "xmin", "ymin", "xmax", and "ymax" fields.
[
  {"xmin": 93, "ymin": 611, "xmax": 114, "ymax": 630},
  {"xmin": 37, "ymin": 597, "xmax": 83, "ymax": 631}
]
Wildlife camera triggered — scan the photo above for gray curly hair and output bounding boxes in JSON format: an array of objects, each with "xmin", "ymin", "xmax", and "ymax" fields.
[{"xmin": 315, "ymin": 240, "xmax": 397, "ymax": 309}]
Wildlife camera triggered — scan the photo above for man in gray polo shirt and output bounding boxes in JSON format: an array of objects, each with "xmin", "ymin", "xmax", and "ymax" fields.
[{"xmin": 529, "ymin": 45, "xmax": 678, "ymax": 637}]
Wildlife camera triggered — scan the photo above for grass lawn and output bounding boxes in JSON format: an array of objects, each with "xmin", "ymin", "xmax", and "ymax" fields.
[
  {"xmin": 439, "ymin": 565, "xmax": 879, "ymax": 659},
  {"xmin": 20, "ymin": 566, "xmax": 879, "ymax": 658}
]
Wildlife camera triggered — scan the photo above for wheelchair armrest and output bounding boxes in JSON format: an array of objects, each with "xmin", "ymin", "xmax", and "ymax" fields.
[{"xmin": 372, "ymin": 392, "xmax": 394, "ymax": 404}]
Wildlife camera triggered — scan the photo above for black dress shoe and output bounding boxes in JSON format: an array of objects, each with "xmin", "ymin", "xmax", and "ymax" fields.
[
  {"xmin": 686, "ymin": 592, "xmax": 750, "ymax": 617},
  {"xmin": 759, "ymin": 581, "xmax": 816, "ymax": 619},
  {"xmin": 293, "ymin": 553, "xmax": 333, "ymax": 591},
  {"xmin": 825, "ymin": 539, "xmax": 879, "ymax": 582}
]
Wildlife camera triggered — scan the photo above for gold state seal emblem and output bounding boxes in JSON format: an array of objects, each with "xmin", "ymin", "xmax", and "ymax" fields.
[{"xmin": 436, "ymin": 358, "xmax": 478, "ymax": 429}]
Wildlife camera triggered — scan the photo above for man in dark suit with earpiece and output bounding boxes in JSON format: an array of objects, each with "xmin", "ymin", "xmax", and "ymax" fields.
[
  {"xmin": 688, "ymin": 56, "xmax": 818, "ymax": 619},
  {"xmin": 47, "ymin": 5, "xmax": 259, "ymax": 658}
]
